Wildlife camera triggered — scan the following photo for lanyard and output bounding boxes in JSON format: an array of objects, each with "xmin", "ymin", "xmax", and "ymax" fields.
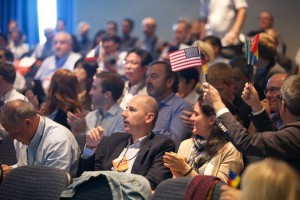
[{"xmin": 26, "ymin": 117, "xmax": 46, "ymax": 165}]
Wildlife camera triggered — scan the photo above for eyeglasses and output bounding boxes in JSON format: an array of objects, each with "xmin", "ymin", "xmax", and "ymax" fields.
[
  {"xmin": 264, "ymin": 87, "xmax": 280, "ymax": 95},
  {"xmin": 123, "ymin": 60, "xmax": 140, "ymax": 66}
]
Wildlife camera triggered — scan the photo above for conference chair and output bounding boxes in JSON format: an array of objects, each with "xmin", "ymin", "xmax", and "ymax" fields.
[{"xmin": 0, "ymin": 165, "xmax": 72, "ymax": 200}]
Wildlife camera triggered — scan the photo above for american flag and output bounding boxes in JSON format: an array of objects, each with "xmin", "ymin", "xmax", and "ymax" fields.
[{"xmin": 169, "ymin": 46, "xmax": 202, "ymax": 72}]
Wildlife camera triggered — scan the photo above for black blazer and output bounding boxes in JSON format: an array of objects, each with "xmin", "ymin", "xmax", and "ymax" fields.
[
  {"xmin": 78, "ymin": 132, "xmax": 175, "ymax": 189},
  {"xmin": 216, "ymin": 110, "xmax": 300, "ymax": 171}
]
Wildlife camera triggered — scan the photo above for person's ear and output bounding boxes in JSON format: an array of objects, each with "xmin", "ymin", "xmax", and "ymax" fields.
[
  {"xmin": 166, "ymin": 77, "xmax": 175, "ymax": 89},
  {"xmin": 209, "ymin": 115, "xmax": 216, "ymax": 125},
  {"xmin": 145, "ymin": 112, "xmax": 155, "ymax": 124},
  {"xmin": 23, "ymin": 119, "xmax": 32, "ymax": 127},
  {"xmin": 104, "ymin": 91, "xmax": 112, "ymax": 98}
]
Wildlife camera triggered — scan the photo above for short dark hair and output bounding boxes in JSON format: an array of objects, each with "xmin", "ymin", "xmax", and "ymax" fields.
[
  {"xmin": 281, "ymin": 75, "xmax": 300, "ymax": 115},
  {"xmin": 0, "ymin": 62, "xmax": 16, "ymax": 84},
  {"xmin": 126, "ymin": 48, "xmax": 153, "ymax": 67},
  {"xmin": 203, "ymin": 35, "xmax": 222, "ymax": 50},
  {"xmin": 106, "ymin": 21, "xmax": 118, "ymax": 32},
  {"xmin": 149, "ymin": 60, "xmax": 179, "ymax": 93},
  {"xmin": 102, "ymin": 34, "xmax": 121, "ymax": 45},
  {"xmin": 229, "ymin": 55, "xmax": 248, "ymax": 78},
  {"xmin": 95, "ymin": 72, "xmax": 125, "ymax": 101},
  {"xmin": 123, "ymin": 18, "xmax": 135, "ymax": 31},
  {"xmin": 178, "ymin": 68, "xmax": 199, "ymax": 89},
  {"xmin": 0, "ymin": 47, "xmax": 14, "ymax": 62}
]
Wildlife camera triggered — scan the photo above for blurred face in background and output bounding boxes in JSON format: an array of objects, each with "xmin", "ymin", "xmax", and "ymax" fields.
[
  {"xmin": 259, "ymin": 11, "xmax": 273, "ymax": 30},
  {"xmin": 124, "ymin": 52, "xmax": 146, "ymax": 85},
  {"xmin": 53, "ymin": 33, "xmax": 72, "ymax": 57}
]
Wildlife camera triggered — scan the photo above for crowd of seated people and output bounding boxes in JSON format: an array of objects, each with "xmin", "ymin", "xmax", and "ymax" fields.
[{"xmin": 1, "ymin": 7, "xmax": 300, "ymax": 199}]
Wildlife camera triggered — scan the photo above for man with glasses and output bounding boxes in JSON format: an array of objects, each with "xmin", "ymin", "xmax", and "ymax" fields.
[
  {"xmin": 203, "ymin": 75, "xmax": 300, "ymax": 172},
  {"xmin": 265, "ymin": 73, "xmax": 288, "ymax": 129}
]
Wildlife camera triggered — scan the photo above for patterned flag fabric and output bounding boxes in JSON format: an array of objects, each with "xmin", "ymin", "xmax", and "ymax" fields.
[
  {"xmin": 227, "ymin": 170, "xmax": 241, "ymax": 188},
  {"xmin": 169, "ymin": 46, "xmax": 202, "ymax": 72},
  {"xmin": 250, "ymin": 34, "xmax": 259, "ymax": 64}
]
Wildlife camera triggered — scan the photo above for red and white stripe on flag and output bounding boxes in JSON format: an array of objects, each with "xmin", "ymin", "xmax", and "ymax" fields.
[{"xmin": 169, "ymin": 46, "xmax": 202, "ymax": 72}]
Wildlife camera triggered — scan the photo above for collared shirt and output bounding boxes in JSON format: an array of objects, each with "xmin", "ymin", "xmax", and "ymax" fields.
[
  {"xmin": 14, "ymin": 116, "xmax": 80, "ymax": 177},
  {"xmin": 85, "ymin": 103, "xmax": 124, "ymax": 136},
  {"xmin": 119, "ymin": 80, "xmax": 147, "ymax": 109},
  {"xmin": 34, "ymin": 52, "xmax": 81, "ymax": 91},
  {"xmin": 82, "ymin": 135, "xmax": 147, "ymax": 174},
  {"xmin": 153, "ymin": 93, "xmax": 192, "ymax": 144},
  {"xmin": 113, "ymin": 135, "xmax": 147, "ymax": 173}
]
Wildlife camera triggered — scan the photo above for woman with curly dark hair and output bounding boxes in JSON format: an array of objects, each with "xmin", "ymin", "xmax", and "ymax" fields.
[
  {"xmin": 40, "ymin": 69, "xmax": 82, "ymax": 130},
  {"xmin": 163, "ymin": 95, "xmax": 244, "ymax": 182}
]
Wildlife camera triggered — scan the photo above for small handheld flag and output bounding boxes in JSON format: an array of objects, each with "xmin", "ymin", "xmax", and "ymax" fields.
[
  {"xmin": 227, "ymin": 169, "xmax": 240, "ymax": 188},
  {"xmin": 246, "ymin": 34, "xmax": 260, "ymax": 83},
  {"xmin": 250, "ymin": 34, "xmax": 259, "ymax": 65},
  {"xmin": 169, "ymin": 46, "xmax": 202, "ymax": 72}
]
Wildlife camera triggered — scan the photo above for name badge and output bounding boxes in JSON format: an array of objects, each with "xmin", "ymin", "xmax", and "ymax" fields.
[{"xmin": 112, "ymin": 156, "xmax": 129, "ymax": 172}]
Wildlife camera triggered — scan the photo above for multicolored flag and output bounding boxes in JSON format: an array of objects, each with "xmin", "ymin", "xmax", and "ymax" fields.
[
  {"xmin": 169, "ymin": 46, "xmax": 202, "ymax": 72},
  {"xmin": 227, "ymin": 170, "xmax": 240, "ymax": 188},
  {"xmin": 250, "ymin": 34, "xmax": 259, "ymax": 65}
]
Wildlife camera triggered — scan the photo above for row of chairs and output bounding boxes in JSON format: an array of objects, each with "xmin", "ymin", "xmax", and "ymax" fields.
[
  {"xmin": 0, "ymin": 137, "xmax": 223, "ymax": 200},
  {"xmin": 0, "ymin": 164, "xmax": 223, "ymax": 200}
]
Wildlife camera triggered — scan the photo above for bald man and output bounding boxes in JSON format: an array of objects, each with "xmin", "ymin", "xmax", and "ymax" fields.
[
  {"xmin": 34, "ymin": 32, "xmax": 81, "ymax": 91},
  {"xmin": 0, "ymin": 100, "xmax": 80, "ymax": 177},
  {"xmin": 78, "ymin": 95, "xmax": 175, "ymax": 189}
]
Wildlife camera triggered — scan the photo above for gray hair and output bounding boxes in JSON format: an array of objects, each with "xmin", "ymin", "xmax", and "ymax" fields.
[
  {"xmin": 0, "ymin": 100, "xmax": 37, "ymax": 126},
  {"xmin": 280, "ymin": 75, "xmax": 300, "ymax": 115}
]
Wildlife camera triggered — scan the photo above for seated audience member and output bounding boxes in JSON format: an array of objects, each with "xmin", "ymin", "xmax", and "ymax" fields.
[
  {"xmin": 253, "ymin": 32, "xmax": 286, "ymax": 99},
  {"xmin": 77, "ymin": 21, "xmax": 92, "ymax": 56},
  {"xmin": 0, "ymin": 33, "xmax": 8, "ymax": 47},
  {"xmin": 77, "ymin": 95, "xmax": 175, "ymax": 189},
  {"xmin": 220, "ymin": 159, "xmax": 300, "ymax": 200},
  {"xmin": 73, "ymin": 58, "xmax": 98, "ymax": 112},
  {"xmin": 87, "ymin": 35, "xmax": 126, "ymax": 76},
  {"xmin": 258, "ymin": 11, "xmax": 286, "ymax": 56},
  {"xmin": 138, "ymin": 17, "xmax": 164, "ymax": 60},
  {"xmin": 67, "ymin": 72, "xmax": 124, "ymax": 136},
  {"xmin": 0, "ymin": 47, "xmax": 26, "ymax": 92},
  {"xmin": 31, "ymin": 28, "xmax": 55, "ymax": 61},
  {"xmin": 190, "ymin": 19, "xmax": 201, "ymax": 41},
  {"xmin": 163, "ymin": 94, "xmax": 243, "ymax": 183},
  {"xmin": 0, "ymin": 62, "xmax": 27, "ymax": 140},
  {"xmin": 202, "ymin": 75, "xmax": 300, "ymax": 172},
  {"xmin": 34, "ymin": 32, "xmax": 81, "ymax": 92},
  {"xmin": 56, "ymin": 19, "xmax": 80, "ymax": 53},
  {"xmin": 120, "ymin": 18, "xmax": 138, "ymax": 51},
  {"xmin": 203, "ymin": 35, "xmax": 229, "ymax": 64},
  {"xmin": 177, "ymin": 68, "xmax": 200, "ymax": 105},
  {"xmin": 229, "ymin": 56, "xmax": 249, "ymax": 97},
  {"xmin": 91, "ymin": 29, "xmax": 106, "ymax": 49},
  {"xmin": 105, "ymin": 21, "xmax": 118, "ymax": 37},
  {"xmin": 119, "ymin": 48, "xmax": 153, "ymax": 109},
  {"xmin": 207, "ymin": 62, "xmax": 252, "ymax": 128},
  {"xmin": 8, "ymin": 30, "xmax": 29, "ymax": 60},
  {"xmin": 37, "ymin": 69, "xmax": 82, "ymax": 130},
  {"xmin": 0, "ymin": 100, "xmax": 80, "ymax": 177},
  {"xmin": 160, "ymin": 18, "xmax": 194, "ymax": 61},
  {"xmin": 146, "ymin": 61, "xmax": 192, "ymax": 145},
  {"xmin": 265, "ymin": 73, "xmax": 288, "ymax": 129}
]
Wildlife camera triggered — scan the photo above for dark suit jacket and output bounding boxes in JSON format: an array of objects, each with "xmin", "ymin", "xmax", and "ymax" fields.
[
  {"xmin": 216, "ymin": 111, "xmax": 300, "ymax": 171},
  {"xmin": 78, "ymin": 132, "xmax": 175, "ymax": 189}
]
